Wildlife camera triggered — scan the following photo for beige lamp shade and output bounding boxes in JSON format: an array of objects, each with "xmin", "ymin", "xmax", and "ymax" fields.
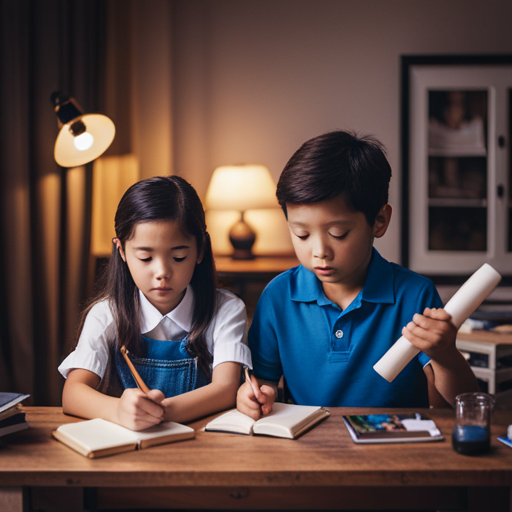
[
  {"xmin": 54, "ymin": 113, "xmax": 116, "ymax": 168},
  {"xmin": 51, "ymin": 91, "xmax": 115, "ymax": 168},
  {"xmin": 205, "ymin": 164, "xmax": 278, "ymax": 211}
]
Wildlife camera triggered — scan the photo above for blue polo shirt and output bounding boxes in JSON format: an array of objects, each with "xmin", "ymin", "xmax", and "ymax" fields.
[{"xmin": 248, "ymin": 248, "xmax": 443, "ymax": 407}]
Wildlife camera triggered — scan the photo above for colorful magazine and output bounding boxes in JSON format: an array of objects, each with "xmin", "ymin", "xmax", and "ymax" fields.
[{"xmin": 343, "ymin": 413, "xmax": 444, "ymax": 444}]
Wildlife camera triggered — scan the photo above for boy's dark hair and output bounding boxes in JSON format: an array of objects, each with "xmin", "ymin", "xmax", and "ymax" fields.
[{"xmin": 276, "ymin": 130, "xmax": 392, "ymax": 225}]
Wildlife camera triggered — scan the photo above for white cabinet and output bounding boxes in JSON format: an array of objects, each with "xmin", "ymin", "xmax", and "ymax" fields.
[
  {"xmin": 402, "ymin": 56, "xmax": 512, "ymax": 278},
  {"xmin": 456, "ymin": 331, "xmax": 512, "ymax": 406}
]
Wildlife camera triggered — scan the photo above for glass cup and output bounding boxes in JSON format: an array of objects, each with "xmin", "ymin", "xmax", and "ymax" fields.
[{"xmin": 452, "ymin": 392, "xmax": 495, "ymax": 455}]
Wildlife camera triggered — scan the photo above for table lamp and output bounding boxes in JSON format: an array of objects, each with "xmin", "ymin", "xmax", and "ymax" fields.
[
  {"xmin": 51, "ymin": 91, "xmax": 115, "ymax": 168},
  {"xmin": 205, "ymin": 164, "xmax": 278, "ymax": 259}
]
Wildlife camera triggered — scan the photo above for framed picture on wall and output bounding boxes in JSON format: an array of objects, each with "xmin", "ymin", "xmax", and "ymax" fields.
[{"xmin": 401, "ymin": 55, "xmax": 512, "ymax": 283}]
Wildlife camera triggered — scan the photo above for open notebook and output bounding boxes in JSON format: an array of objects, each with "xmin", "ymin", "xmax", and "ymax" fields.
[
  {"xmin": 205, "ymin": 403, "xmax": 330, "ymax": 439},
  {"xmin": 53, "ymin": 418, "xmax": 195, "ymax": 458}
]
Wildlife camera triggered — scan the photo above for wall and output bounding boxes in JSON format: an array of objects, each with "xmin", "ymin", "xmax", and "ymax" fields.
[{"xmin": 166, "ymin": 0, "xmax": 512, "ymax": 261}]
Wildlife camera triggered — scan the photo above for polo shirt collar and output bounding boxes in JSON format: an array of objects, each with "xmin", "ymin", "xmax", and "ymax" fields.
[
  {"xmin": 289, "ymin": 248, "xmax": 394, "ymax": 306},
  {"xmin": 290, "ymin": 265, "xmax": 332, "ymax": 306},
  {"xmin": 139, "ymin": 285, "xmax": 194, "ymax": 333},
  {"xmin": 361, "ymin": 248, "xmax": 395, "ymax": 304}
]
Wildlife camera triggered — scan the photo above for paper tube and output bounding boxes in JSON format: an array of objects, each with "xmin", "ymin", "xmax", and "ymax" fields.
[{"xmin": 373, "ymin": 263, "xmax": 502, "ymax": 382}]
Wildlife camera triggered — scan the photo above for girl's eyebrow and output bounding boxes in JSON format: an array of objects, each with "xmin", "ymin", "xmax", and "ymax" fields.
[{"xmin": 133, "ymin": 244, "xmax": 190, "ymax": 251}]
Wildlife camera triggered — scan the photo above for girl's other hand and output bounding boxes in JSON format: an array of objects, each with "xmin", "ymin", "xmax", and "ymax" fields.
[
  {"xmin": 236, "ymin": 378, "xmax": 276, "ymax": 421},
  {"xmin": 116, "ymin": 388, "xmax": 165, "ymax": 431}
]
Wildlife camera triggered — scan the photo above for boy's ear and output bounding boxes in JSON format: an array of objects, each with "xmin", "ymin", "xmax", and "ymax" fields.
[
  {"xmin": 373, "ymin": 204, "xmax": 392, "ymax": 239},
  {"xmin": 113, "ymin": 237, "xmax": 126, "ymax": 262}
]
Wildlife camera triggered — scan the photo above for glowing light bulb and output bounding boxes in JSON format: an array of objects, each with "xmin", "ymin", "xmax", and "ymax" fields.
[{"xmin": 73, "ymin": 132, "xmax": 94, "ymax": 151}]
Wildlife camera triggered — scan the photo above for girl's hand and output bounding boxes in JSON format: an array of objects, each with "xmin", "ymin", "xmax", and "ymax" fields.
[
  {"xmin": 402, "ymin": 307, "xmax": 459, "ymax": 362},
  {"xmin": 236, "ymin": 377, "xmax": 276, "ymax": 421},
  {"xmin": 116, "ymin": 388, "xmax": 165, "ymax": 431}
]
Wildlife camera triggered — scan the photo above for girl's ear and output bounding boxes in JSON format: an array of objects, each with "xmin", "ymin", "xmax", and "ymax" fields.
[
  {"xmin": 113, "ymin": 237, "xmax": 126, "ymax": 262},
  {"xmin": 373, "ymin": 204, "xmax": 392, "ymax": 239}
]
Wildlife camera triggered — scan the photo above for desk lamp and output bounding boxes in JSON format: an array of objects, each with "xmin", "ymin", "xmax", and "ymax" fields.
[
  {"xmin": 50, "ymin": 91, "xmax": 116, "ymax": 299},
  {"xmin": 205, "ymin": 164, "xmax": 278, "ymax": 259},
  {"xmin": 51, "ymin": 91, "xmax": 115, "ymax": 167}
]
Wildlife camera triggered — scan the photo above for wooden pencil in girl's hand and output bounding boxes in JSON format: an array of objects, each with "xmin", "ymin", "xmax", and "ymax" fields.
[
  {"xmin": 120, "ymin": 345, "xmax": 150, "ymax": 393},
  {"xmin": 120, "ymin": 346, "xmax": 165, "ymax": 412}
]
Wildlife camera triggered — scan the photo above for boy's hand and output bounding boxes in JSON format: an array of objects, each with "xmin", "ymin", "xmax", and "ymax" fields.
[
  {"xmin": 116, "ymin": 388, "xmax": 165, "ymax": 431},
  {"xmin": 402, "ymin": 307, "xmax": 459, "ymax": 361},
  {"xmin": 236, "ymin": 376, "xmax": 276, "ymax": 421}
]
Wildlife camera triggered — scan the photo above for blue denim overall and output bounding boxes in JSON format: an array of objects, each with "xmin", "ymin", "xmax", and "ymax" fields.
[{"xmin": 115, "ymin": 335, "xmax": 209, "ymax": 398}]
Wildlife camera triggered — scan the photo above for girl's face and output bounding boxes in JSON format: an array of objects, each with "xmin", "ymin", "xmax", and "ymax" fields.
[{"xmin": 118, "ymin": 220, "xmax": 201, "ymax": 315}]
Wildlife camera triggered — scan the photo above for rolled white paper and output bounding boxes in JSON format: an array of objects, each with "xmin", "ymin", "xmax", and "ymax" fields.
[{"xmin": 373, "ymin": 263, "xmax": 502, "ymax": 382}]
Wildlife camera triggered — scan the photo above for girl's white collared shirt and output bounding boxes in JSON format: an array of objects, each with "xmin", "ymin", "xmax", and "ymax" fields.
[{"xmin": 58, "ymin": 286, "xmax": 251, "ymax": 380}]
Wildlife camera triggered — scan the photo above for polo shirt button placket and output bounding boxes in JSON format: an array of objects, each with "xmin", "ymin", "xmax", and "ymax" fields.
[{"xmin": 335, "ymin": 329, "xmax": 344, "ymax": 339}]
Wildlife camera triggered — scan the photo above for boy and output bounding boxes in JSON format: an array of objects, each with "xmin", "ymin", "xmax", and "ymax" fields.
[{"xmin": 238, "ymin": 130, "xmax": 478, "ymax": 420}]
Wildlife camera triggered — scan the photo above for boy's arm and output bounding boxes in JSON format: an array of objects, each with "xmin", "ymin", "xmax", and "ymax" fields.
[
  {"xmin": 237, "ymin": 282, "xmax": 284, "ymax": 420},
  {"xmin": 402, "ymin": 307, "xmax": 479, "ymax": 406}
]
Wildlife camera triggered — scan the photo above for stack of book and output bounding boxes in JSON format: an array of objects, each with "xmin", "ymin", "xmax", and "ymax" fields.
[{"xmin": 0, "ymin": 392, "xmax": 30, "ymax": 437}]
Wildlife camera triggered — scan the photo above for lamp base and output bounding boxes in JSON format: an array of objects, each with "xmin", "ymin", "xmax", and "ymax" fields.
[{"xmin": 229, "ymin": 214, "xmax": 256, "ymax": 260}]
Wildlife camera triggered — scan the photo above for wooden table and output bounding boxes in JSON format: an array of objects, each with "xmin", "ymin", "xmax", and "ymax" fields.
[
  {"xmin": 215, "ymin": 255, "xmax": 299, "ymax": 294},
  {"xmin": 2, "ymin": 407, "xmax": 512, "ymax": 511}
]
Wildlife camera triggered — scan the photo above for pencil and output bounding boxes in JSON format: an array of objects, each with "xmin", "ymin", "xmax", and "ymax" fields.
[
  {"xmin": 120, "ymin": 345, "xmax": 150, "ymax": 393},
  {"xmin": 244, "ymin": 366, "xmax": 261, "ymax": 402},
  {"xmin": 120, "ymin": 346, "xmax": 165, "ymax": 414}
]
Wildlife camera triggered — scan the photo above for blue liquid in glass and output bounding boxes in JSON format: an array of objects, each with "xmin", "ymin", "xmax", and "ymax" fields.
[{"xmin": 452, "ymin": 425, "xmax": 490, "ymax": 455}]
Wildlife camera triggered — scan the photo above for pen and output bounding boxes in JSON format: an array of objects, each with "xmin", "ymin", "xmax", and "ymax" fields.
[
  {"xmin": 244, "ymin": 366, "xmax": 263, "ymax": 411},
  {"xmin": 120, "ymin": 346, "xmax": 165, "ymax": 410}
]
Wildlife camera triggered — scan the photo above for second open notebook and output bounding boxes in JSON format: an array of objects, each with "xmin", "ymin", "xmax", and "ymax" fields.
[{"xmin": 204, "ymin": 403, "xmax": 330, "ymax": 439}]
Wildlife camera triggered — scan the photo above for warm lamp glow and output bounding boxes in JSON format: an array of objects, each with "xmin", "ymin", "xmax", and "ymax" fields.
[
  {"xmin": 91, "ymin": 154, "xmax": 140, "ymax": 256},
  {"xmin": 51, "ymin": 91, "xmax": 115, "ymax": 168},
  {"xmin": 205, "ymin": 164, "xmax": 278, "ymax": 212},
  {"xmin": 205, "ymin": 164, "xmax": 278, "ymax": 259},
  {"xmin": 73, "ymin": 132, "xmax": 94, "ymax": 151}
]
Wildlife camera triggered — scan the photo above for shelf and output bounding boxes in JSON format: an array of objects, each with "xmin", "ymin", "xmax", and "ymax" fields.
[
  {"xmin": 428, "ymin": 148, "xmax": 487, "ymax": 157},
  {"xmin": 428, "ymin": 198, "xmax": 487, "ymax": 208}
]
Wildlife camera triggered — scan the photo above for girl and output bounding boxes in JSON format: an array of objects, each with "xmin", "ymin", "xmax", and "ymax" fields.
[{"xmin": 59, "ymin": 176, "xmax": 251, "ymax": 431}]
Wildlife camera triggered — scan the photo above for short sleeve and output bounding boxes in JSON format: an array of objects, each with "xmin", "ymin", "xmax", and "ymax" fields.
[
  {"xmin": 247, "ymin": 285, "xmax": 283, "ymax": 384},
  {"xmin": 209, "ymin": 289, "xmax": 252, "ymax": 369},
  {"xmin": 58, "ymin": 300, "xmax": 115, "ymax": 379}
]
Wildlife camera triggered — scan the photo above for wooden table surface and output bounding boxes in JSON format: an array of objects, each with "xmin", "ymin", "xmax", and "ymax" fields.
[
  {"xmin": 2, "ymin": 406, "xmax": 512, "ymax": 510},
  {"xmin": 457, "ymin": 330, "xmax": 512, "ymax": 346},
  {"xmin": 214, "ymin": 255, "xmax": 299, "ymax": 276}
]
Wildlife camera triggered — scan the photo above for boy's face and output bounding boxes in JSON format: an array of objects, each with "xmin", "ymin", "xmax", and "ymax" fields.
[{"xmin": 286, "ymin": 197, "xmax": 390, "ymax": 293}]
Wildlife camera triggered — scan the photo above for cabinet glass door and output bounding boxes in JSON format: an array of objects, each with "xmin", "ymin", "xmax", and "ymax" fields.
[
  {"xmin": 402, "ymin": 56, "xmax": 512, "ymax": 279},
  {"xmin": 427, "ymin": 89, "xmax": 488, "ymax": 252},
  {"xmin": 509, "ymin": 88, "xmax": 512, "ymax": 254}
]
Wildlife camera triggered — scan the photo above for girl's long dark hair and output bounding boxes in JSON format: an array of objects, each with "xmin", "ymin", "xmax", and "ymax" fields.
[{"xmin": 76, "ymin": 176, "xmax": 217, "ymax": 390}]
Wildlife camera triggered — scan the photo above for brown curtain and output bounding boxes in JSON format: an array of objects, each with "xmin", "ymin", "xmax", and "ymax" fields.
[{"xmin": 0, "ymin": 0, "xmax": 107, "ymax": 405}]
